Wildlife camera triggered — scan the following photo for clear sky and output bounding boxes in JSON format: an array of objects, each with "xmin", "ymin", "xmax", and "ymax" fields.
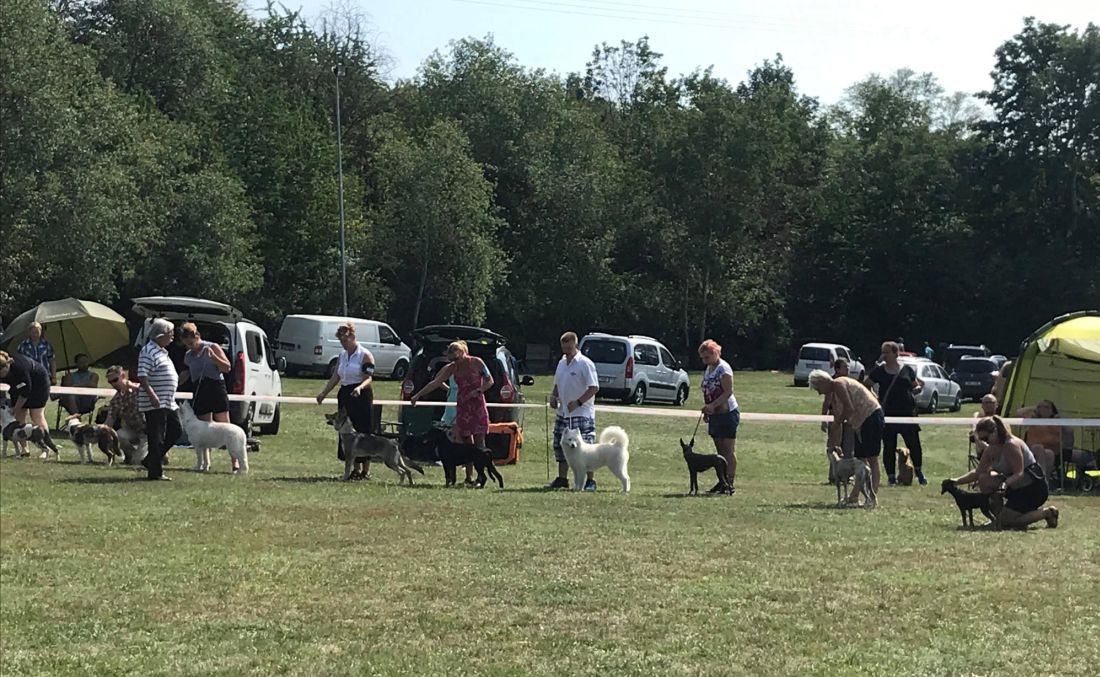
[{"xmin": 268, "ymin": 0, "xmax": 1097, "ymax": 103}]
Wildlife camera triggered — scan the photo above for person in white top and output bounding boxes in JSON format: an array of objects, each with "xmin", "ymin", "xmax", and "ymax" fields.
[
  {"xmin": 317, "ymin": 322, "xmax": 376, "ymax": 480},
  {"xmin": 546, "ymin": 332, "xmax": 600, "ymax": 490},
  {"xmin": 699, "ymin": 339, "xmax": 741, "ymax": 493}
]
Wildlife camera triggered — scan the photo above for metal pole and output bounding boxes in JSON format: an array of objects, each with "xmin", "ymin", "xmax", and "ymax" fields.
[{"xmin": 335, "ymin": 64, "xmax": 348, "ymax": 317}]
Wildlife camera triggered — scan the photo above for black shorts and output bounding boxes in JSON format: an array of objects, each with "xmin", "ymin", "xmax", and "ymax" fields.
[
  {"xmin": 192, "ymin": 379, "xmax": 229, "ymax": 417},
  {"xmin": 22, "ymin": 369, "xmax": 50, "ymax": 409},
  {"xmin": 854, "ymin": 409, "xmax": 885, "ymax": 458},
  {"xmin": 1005, "ymin": 472, "xmax": 1049, "ymax": 513}
]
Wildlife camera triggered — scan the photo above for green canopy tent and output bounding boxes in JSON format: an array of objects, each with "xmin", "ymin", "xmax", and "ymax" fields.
[{"xmin": 1000, "ymin": 311, "xmax": 1100, "ymax": 487}]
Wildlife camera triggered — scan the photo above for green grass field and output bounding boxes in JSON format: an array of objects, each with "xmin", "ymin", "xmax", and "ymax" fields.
[{"xmin": 2, "ymin": 372, "xmax": 1098, "ymax": 675}]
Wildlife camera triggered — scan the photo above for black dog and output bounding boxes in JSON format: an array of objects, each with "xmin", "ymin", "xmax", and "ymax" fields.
[
  {"xmin": 679, "ymin": 438, "xmax": 731, "ymax": 495},
  {"xmin": 941, "ymin": 479, "xmax": 995, "ymax": 527},
  {"xmin": 420, "ymin": 427, "xmax": 504, "ymax": 489}
]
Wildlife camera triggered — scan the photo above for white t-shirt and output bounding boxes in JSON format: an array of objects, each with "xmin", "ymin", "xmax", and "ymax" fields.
[
  {"xmin": 701, "ymin": 359, "xmax": 739, "ymax": 413},
  {"xmin": 554, "ymin": 353, "xmax": 600, "ymax": 419},
  {"xmin": 338, "ymin": 344, "xmax": 375, "ymax": 386}
]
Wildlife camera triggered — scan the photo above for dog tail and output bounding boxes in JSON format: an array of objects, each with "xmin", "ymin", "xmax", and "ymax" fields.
[{"xmin": 599, "ymin": 426, "xmax": 629, "ymax": 449}]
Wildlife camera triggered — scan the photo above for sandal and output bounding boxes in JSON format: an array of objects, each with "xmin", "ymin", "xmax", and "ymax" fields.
[{"xmin": 1045, "ymin": 506, "xmax": 1059, "ymax": 529}]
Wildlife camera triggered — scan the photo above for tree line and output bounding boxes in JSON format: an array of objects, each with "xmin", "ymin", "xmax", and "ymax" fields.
[{"xmin": 2, "ymin": 0, "xmax": 1097, "ymax": 367}]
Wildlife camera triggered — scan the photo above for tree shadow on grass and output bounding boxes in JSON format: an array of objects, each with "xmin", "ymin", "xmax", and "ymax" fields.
[
  {"xmin": 58, "ymin": 476, "xmax": 149, "ymax": 485},
  {"xmin": 780, "ymin": 501, "xmax": 866, "ymax": 511}
]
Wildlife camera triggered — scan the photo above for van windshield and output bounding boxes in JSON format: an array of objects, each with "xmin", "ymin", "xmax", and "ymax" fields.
[
  {"xmin": 799, "ymin": 347, "xmax": 832, "ymax": 362},
  {"xmin": 955, "ymin": 359, "xmax": 996, "ymax": 373},
  {"xmin": 582, "ymin": 340, "xmax": 627, "ymax": 364}
]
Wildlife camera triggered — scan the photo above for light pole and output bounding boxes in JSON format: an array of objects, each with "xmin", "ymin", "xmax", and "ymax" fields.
[{"xmin": 334, "ymin": 63, "xmax": 348, "ymax": 317}]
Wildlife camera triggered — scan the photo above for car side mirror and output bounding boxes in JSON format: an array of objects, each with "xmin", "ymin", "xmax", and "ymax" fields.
[
  {"xmin": 520, "ymin": 375, "xmax": 535, "ymax": 387},
  {"xmin": 277, "ymin": 356, "xmax": 287, "ymax": 372}
]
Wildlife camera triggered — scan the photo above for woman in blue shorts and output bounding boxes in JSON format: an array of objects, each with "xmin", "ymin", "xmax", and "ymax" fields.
[{"xmin": 699, "ymin": 339, "xmax": 741, "ymax": 494}]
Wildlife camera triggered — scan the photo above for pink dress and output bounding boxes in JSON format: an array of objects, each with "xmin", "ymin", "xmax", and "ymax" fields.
[{"xmin": 453, "ymin": 359, "xmax": 490, "ymax": 438}]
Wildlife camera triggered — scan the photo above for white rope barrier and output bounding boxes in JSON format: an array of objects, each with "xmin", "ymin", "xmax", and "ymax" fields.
[{"xmin": 4, "ymin": 384, "xmax": 1099, "ymax": 427}]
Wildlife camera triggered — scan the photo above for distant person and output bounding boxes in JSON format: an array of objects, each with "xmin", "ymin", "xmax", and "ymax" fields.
[
  {"xmin": 60, "ymin": 353, "xmax": 99, "ymax": 417},
  {"xmin": 545, "ymin": 332, "xmax": 600, "ymax": 491},
  {"xmin": 1016, "ymin": 400, "xmax": 1073, "ymax": 488},
  {"xmin": 896, "ymin": 337, "xmax": 906, "ymax": 353},
  {"xmin": 865, "ymin": 341, "xmax": 926, "ymax": 486},
  {"xmin": 17, "ymin": 322, "xmax": 56, "ymax": 385},
  {"xmin": 699, "ymin": 339, "xmax": 741, "ymax": 493},
  {"xmin": 923, "ymin": 342, "xmax": 935, "ymax": 361},
  {"xmin": 970, "ymin": 394, "xmax": 999, "ymax": 459}
]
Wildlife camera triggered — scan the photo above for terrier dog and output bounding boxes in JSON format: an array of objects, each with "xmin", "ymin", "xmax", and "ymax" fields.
[
  {"xmin": 1, "ymin": 398, "xmax": 52, "ymax": 458},
  {"xmin": 896, "ymin": 447, "xmax": 915, "ymax": 486},
  {"xmin": 830, "ymin": 449, "xmax": 876, "ymax": 508},
  {"xmin": 65, "ymin": 416, "xmax": 122, "ymax": 465},
  {"xmin": 679, "ymin": 438, "xmax": 730, "ymax": 495},
  {"xmin": 940, "ymin": 479, "xmax": 995, "ymax": 527}
]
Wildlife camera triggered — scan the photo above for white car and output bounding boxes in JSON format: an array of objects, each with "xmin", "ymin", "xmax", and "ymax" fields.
[
  {"xmin": 276, "ymin": 315, "xmax": 411, "ymax": 379},
  {"xmin": 794, "ymin": 342, "xmax": 865, "ymax": 386},
  {"xmin": 900, "ymin": 357, "xmax": 962, "ymax": 413},
  {"xmin": 132, "ymin": 297, "xmax": 284, "ymax": 435},
  {"xmin": 579, "ymin": 333, "xmax": 690, "ymax": 405}
]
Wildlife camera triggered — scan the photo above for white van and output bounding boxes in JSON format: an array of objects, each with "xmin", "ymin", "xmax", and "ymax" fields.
[
  {"xmin": 131, "ymin": 297, "xmax": 284, "ymax": 436},
  {"xmin": 276, "ymin": 315, "xmax": 411, "ymax": 379},
  {"xmin": 793, "ymin": 342, "xmax": 865, "ymax": 386}
]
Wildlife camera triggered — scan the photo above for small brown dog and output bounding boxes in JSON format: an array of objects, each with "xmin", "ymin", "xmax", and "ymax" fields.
[
  {"xmin": 896, "ymin": 447, "xmax": 915, "ymax": 486},
  {"xmin": 66, "ymin": 416, "xmax": 123, "ymax": 465}
]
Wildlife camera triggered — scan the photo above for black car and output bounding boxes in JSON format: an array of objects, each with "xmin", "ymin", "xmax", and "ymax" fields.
[
  {"xmin": 942, "ymin": 344, "xmax": 991, "ymax": 372},
  {"xmin": 398, "ymin": 325, "xmax": 534, "ymax": 442},
  {"xmin": 950, "ymin": 356, "xmax": 998, "ymax": 401}
]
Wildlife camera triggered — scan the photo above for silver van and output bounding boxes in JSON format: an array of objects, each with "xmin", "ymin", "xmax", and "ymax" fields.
[
  {"xmin": 276, "ymin": 315, "xmax": 411, "ymax": 379},
  {"xmin": 579, "ymin": 333, "xmax": 690, "ymax": 406}
]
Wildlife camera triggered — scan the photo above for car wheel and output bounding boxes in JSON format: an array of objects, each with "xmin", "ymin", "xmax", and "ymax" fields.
[
  {"xmin": 628, "ymin": 383, "xmax": 647, "ymax": 406},
  {"xmin": 325, "ymin": 359, "xmax": 338, "ymax": 380},
  {"xmin": 391, "ymin": 360, "xmax": 409, "ymax": 380},
  {"xmin": 258, "ymin": 404, "xmax": 280, "ymax": 435},
  {"xmin": 949, "ymin": 393, "xmax": 962, "ymax": 413},
  {"xmin": 928, "ymin": 392, "xmax": 939, "ymax": 413},
  {"xmin": 239, "ymin": 402, "xmax": 255, "ymax": 439},
  {"xmin": 674, "ymin": 384, "xmax": 689, "ymax": 406}
]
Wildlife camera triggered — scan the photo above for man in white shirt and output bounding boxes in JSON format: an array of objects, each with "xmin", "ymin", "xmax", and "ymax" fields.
[
  {"xmin": 138, "ymin": 318, "xmax": 180, "ymax": 481},
  {"xmin": 546, "ymin": 332, "xmax": 600, "ymax": 491}
]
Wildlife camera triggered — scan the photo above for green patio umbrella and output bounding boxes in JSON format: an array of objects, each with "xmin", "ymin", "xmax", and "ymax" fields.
[{"xmin": 0, "ymin": 298, "xmax": 129, "ymax": 370}]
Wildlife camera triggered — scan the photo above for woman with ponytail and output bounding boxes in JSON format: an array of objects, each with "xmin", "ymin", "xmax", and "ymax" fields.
[{"xmin": 950, "ymin": 416, "xmax": 1059, "ymax": 529}]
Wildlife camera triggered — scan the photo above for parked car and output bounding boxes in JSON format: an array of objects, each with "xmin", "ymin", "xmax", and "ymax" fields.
[
  {"xmin": 131, "ymin": 296, "xmax": 284, "ymax": 436},
  {"xmin": 399, "ymin": 325, "xmax": 534, "ymax": 440},
  {"xmin": 793, "ymin": 342, "xmax": 866, "ymax": 386},
  {"xmin": 276, "ymin": 315, "xmax": 411, "ymax": 379},
  {"xmin": 579, "ymin": 333, "xmax": 690, "ymax": 405},
  {"xmin": 950, "ymin": 356, "xmax": 999, "ymax": 401},
  {"xmin": 941, "ymin": 344, "xmax": 991, "ymax": 371},
  {"xmin": 899, "ymin": 357, "xmax": 962, "ymax": 413},
  {"xmin": 990, "ymin": 354, "xmax": 1008, "ymax": 369}
]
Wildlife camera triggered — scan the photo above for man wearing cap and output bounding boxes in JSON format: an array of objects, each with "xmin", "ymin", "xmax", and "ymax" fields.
[{"xmin": 138, "ymin": 319, "xmax": 180, "ymax": 481}]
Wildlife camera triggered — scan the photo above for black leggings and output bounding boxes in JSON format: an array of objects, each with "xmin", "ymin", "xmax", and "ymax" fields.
[
  {"xmin": 882, "ymin": 420, "xmax": 923, "ymax": 474},
  {"xmin": 336, "ymin": 384, "xmax": 373, "ymax": 461}
]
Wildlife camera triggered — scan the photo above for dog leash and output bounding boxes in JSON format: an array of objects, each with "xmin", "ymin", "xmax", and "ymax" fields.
[{"xmin": 689, "ymin": 412, "xmax": 704, "ymax": 447}]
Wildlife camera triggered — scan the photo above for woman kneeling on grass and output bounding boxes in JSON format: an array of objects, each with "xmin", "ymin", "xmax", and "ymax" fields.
[{"xmin": 950, "ymin": 416, "xmax": 1059, "ymax": 530}]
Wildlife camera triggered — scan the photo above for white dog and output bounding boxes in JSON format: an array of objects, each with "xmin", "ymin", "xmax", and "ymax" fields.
[
  {"xmin": 116, "ymin": 425, "xmax": 147, "ymax": 466},
  {"xmin": 178, "ymin": 402, "xmax": 248, "ymax": 474},
  {"xmin": 560, "ymin": 425, "xmax": 631, "ymax": 492}
]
